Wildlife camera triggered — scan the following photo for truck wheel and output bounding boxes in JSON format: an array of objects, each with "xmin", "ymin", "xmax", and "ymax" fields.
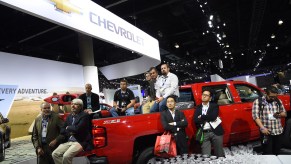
[
  {"xmin": 0, "ymin": 136, "xmax": 5, "ymax": 162},
  {"xmin": 136, "ymin": 147, "xmax": 163, "ymax": 164}
]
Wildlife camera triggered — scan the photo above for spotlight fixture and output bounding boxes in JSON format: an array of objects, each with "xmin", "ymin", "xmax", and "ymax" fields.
[
  {"xmin": 208, "ymin": 21, "xmax": 213, "ymax": 28},
  {"xmin": 271, "ymin": 34, "xmax": 276, "ymax": 39},
  {"xmin": 275, "ymin": 46, "xmax": 278, "ymax": 49},
  {"xmin": 241, "ymin": 53, "xmax": 244, "ymax": 56},
  {"xmin": 278, "ymin": 20, "xmax": 283, "ymax": 25},
  {"xmin": 174, "ymin": 43, "xmax": 179, "ymax": 48},
  {"xmin": 266, "ymin": 43, "xmax": 270, "ymax": 47},
  {"xmin": 226, "ymin": 44, "xmax": 229, "ymax": 48},
  {"xmin": 223, "ymin": 23, "xmax": 226, "ymax": 26},
  {"xmin": 209, "ymin": 15, "xmax": 213, "ymax": 20}
]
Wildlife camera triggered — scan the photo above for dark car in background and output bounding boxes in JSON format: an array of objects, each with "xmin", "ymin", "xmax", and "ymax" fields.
[{"xmin": 0, "ymin": 113, "xmax": 11, "ymax": 162}]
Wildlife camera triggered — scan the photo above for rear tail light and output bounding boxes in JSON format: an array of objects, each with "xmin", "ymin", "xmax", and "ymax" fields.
[{"xmin": 92, "ymin": 126, "xmax": 107, "ymax": 148}]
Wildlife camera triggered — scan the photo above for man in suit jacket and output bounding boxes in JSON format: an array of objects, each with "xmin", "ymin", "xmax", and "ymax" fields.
[
  {"xmin": 79, "ymin": 83, "xmax": 100, "ymax": 113},
  {"xmin": 160, "ymin": 95, "xmax": 188, "ymax": 155},
  {"xmin": 194, "ymin": 89, "xmax": 224, "ymax": 157},
  {"xmin": 52, "ymin": 99, "xmax": 93, "ymax": 164},
  {"xmin": 32, "ymin": 102, "xmax": 64, "ymax": 164}
]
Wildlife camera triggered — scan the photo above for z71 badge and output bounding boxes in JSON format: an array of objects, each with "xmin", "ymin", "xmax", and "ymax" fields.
[{"xmin": 103, "ymin": 119, "xmax": 121, "ymax": 124}]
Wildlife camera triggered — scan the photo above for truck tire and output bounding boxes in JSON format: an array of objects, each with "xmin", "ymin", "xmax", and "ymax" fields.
[
  {"xmin": 136, "ymin": 147, "xmax": 163, "ymax": 164},
  {"xmin": 0, "ymin": 136, "xmax": 5, "ymax": 162}
]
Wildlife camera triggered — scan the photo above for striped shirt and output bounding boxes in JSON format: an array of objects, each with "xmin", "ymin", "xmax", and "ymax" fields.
[{"xmin": 252, "ymin": 96, "xmax": 286, "ymax": 135}]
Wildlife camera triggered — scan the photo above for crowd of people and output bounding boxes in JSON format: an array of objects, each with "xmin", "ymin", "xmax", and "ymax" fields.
[{"xmin": 29, "ymin": 63, "xmax": 289, "ymax": 164}]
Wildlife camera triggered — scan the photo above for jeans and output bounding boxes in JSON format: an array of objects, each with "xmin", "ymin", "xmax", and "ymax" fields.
[
  {"xmin": 150, "ymin": 98, "xmax": 167, "ymax": 113},
  {"xmin": 109, "ymin": 107, "xmax": 135, "ymax": 117}
]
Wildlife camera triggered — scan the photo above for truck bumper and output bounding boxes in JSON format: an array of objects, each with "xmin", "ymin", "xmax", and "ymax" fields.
[{"xmin": 88, "ymin": 155, "xmax": 108, "ymax": 164}]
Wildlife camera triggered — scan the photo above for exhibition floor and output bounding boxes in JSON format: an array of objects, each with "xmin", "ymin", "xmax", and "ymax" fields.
[{"xmin": 2, "ymin": 136, "xmax": 291, "ymax": 164}]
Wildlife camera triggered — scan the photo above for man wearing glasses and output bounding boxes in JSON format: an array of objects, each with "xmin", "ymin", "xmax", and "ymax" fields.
[
  {"xmin": 52, "ymin": 99, "xmax": 92, "ymax": 164},
  {"xmin": 194, "ymin": 89, "xmax": 224, "ymax": 157},
  {"xmin": 252, "ymin": 86, "xmax": 287, "ymax": 155}
]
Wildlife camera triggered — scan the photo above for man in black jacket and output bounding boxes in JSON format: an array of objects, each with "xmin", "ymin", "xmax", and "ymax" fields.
[
  {"xmin": 52, "ymin": 99, "xmax": 92, "ymax": 164},
  {"xmin": 79, "ymin": 83, "xmax": 100, "ymax": 114},
  {"xmin": 194, "ymin": 89, "xmax": 224, "ymax": 157},
  {"xmin": 160, "ymin": 95, "xmax": 188, "ymax": 155}
]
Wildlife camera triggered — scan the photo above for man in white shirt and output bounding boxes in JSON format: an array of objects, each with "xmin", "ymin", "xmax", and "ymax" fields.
[{"xmin": 150, "ymin": 64, "xmax": 179, "ymax": 112}]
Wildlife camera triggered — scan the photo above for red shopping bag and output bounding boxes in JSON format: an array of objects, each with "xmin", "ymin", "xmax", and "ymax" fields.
[{"xmin": 154, "ymin": 132, "xmax": 177, "ymax": 158}]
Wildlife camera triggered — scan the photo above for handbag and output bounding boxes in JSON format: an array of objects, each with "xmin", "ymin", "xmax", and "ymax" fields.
[
  {"xmin": 154, "ymin": 132, "xmax": 177, "ymax": 158},
  {"xmin": 195, "ymin": 123, "xmax": 205, "ymax": 144}
]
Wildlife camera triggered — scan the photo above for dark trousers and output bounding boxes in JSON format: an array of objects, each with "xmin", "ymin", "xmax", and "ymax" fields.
[
  {"xmin": 38, "ymin": 144, "xmax": 55, "ymax": 164},
  {"xmin": 175, "ymin": 134, "xmax": 188, "ymax": 155},
  {"xmin": 261, "ymin": 134, "xmax": 283, "ymax": 155}
]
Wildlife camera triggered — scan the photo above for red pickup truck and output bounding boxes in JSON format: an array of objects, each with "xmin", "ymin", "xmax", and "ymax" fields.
[{"xmin": 57, "ymin": 81, "xmax": 290, "ymax": 164}]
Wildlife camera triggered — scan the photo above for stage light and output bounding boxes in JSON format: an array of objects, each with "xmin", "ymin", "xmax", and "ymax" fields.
[
  {"xmin": 209, "ymin": 15, "xmax": 213, "ymax": 20},
  {"xmin": 275, "ymin": 46, "xmax": 278, "ymax": 49},
  {"xmin": 226, "ymin": 44, "xmax": 229, "ymax": 47},
  {"xmin": 174, "ymin": 43, "xmax": 179, "ymax": 48},
  {"xmin": 241, "ymin": 53, "xmax": 244, "ymax": 56},
  {"xmin": 267, "ymin": 43, "xmax": 270, "ymax": 47},
  {"xmin": 271, "ymin": 34, "xmax": 276, "ymax": 39},
  {"xmin": 278, "ymin": 20, "xmax": 283, "ymax": 25},
  {"xmin": 208, "ymin": 21, "xmax": 213, "ymax": 28}
]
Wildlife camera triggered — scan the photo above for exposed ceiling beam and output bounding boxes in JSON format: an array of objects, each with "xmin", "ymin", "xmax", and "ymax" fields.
[{"xmin": 248, "ymin": 0, "xmax": 267, "ymax": 48}]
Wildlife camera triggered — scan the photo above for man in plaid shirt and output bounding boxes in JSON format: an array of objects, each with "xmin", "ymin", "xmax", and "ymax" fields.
[{"xmin": 252, "ymin": 86, "xmax": 287, "ymax": 155}]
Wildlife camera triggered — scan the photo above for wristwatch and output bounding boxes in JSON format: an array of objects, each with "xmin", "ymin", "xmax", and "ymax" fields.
[{"xmin": 260, "ymin": 127, "xmax": 265, "ymax": 131}]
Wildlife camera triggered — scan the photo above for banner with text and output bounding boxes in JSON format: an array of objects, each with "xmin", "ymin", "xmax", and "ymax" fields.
[{"xmin": 0, "ymin": 0, "xmax": 161, "ymax": 79}]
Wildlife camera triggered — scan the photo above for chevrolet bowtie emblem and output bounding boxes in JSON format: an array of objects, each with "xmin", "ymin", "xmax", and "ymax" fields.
[{"xmin": 49, "ymin": 0, "xmax": 82, "ymax": 14}]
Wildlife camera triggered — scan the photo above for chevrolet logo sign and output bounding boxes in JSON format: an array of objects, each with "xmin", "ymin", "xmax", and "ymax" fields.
[{"xmin": 49, "ymin": 0, "xmax": 82, "ymax": 14}]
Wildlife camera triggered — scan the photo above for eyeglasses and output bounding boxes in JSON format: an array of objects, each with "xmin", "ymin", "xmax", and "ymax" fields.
[{"xmin": 202, "ymin": 94, "xmax": 210, "ymax": 97}]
